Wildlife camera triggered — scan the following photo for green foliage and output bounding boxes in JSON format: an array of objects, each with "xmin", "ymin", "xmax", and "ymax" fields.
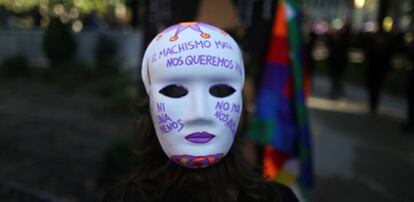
[
  {"xmin": 0, "ymin": 54, "xmax": 30, "ymax": 77},
  {"xmin": 43, "ymin": 17, "xmax": 76, "ymax": 67},
  {"xmin": 71, "ymin": 0, "xmax": 113, "ymax": 14},
  {"xmin": 99, "ymin": 136, "xmax": 136, "ymax": 185},
  {"xmin": 0, "ymin": 0, "xmax": 39, "ymax": 13},
  {"xmin": 0, "ymin": 0, "xmax": 123, "ymax": 15}
]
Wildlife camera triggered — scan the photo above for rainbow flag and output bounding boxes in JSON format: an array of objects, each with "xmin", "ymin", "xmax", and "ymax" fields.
[{"xmin": 247, "ymin": 0, "xmax": 313, "ymax": 199}]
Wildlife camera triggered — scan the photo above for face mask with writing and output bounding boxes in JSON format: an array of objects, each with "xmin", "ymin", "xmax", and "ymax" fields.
[{"xmin": 141, "ymin": 22, "xmax": 245, "ymax": 168}]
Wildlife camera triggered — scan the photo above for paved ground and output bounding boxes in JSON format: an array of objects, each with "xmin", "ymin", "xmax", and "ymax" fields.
[
  {"xmin": 1, "ymin": 76, "xmax": 413, "ymax": 202},
  {"xmin": 309, "ymin": 76, "xmax": 414, "ymax": 202},
  {"xmin": 0, "ymin": 78, "xmax": 134, "ymax": 202}
]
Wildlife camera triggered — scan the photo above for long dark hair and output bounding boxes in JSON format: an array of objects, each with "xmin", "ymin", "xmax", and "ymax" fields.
[{"xmin": 117, "ymin": 96, "xmax": 282, "ymax": 202}]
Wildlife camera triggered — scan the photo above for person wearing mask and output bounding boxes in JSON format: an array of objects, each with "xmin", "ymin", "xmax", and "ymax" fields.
[{"xmin": 103, "ymin": 22, "xmax": 299, "ymax": 202}]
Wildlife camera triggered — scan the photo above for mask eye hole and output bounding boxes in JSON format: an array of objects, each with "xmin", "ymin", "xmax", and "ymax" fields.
[
  {"xmin": 159, "ymin": 84, "xmax": 188, "ymax": 98},
  {"xmin": 209, "ymin": 84, "xmax": 236, "ymax": 98}
]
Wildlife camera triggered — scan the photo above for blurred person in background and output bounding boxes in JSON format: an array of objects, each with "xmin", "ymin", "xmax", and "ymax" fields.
[
  {"xmin": 306, "ymin": 28, "xmax": 317, "ymax": 82},
  {"xmin": 31, "ymin": 6, "xmax": 41, "ymax": 27},
  {"xmin": 364, "ymin": 31, "xmax": 392, "ymax": 115},
  {"xmin": 327, "ymin": 23, "xmax": 350, "ymax": 99}
]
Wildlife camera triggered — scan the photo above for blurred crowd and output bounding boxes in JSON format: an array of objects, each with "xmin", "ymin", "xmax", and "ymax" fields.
[{"xmin": 306, "ymin": 23, "xmax": 414, "ymax": 132}]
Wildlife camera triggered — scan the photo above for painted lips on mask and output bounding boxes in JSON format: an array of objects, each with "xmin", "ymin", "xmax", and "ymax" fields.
[{"xmin": 185, "ymin": 132, "xmax": 216, "ymax": 143}]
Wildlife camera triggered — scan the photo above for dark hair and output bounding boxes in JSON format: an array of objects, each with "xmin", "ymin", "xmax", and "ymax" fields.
[{"xmin": 114, "ymin": 96, "xmax": 283, "ymax": 202}]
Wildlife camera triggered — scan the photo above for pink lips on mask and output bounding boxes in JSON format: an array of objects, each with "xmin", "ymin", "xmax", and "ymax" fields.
[{"xmin": 185, "ymin": 132, "xmax": 215, "ymax": 143}]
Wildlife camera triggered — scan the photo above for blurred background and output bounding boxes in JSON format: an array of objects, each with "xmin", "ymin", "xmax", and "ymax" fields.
[{"xmin": 0, "ymin": 0, "xmax": 413, "ymax": 201}]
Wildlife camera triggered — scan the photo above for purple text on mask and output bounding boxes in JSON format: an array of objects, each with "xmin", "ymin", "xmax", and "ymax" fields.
[
  {"xmin": 231, "ymin": 104, "xmax": 240, "ymax": 113},
  {"xmin": 235, "ymin": 62, "xmax": 243, "ymax": 76},
  {"xmin": 215, "ymin": 101, "xmax": 240, "ymax": 113},
  {"xmin": 157, "ymin": 102, "xmax": 165, "ymax": 113},
  {"xmin": 166, "ymin": 56, "xmax": 184, "ymax": 67},
  {"xmin": 214, "ymin": 111, "xmax": 236, "ymax": 135},
  {"xmin": 152, "ymin": 53, "xmax": 157, "ymax": 63},
  {"xmin": 166, "ymin": 55, "xmax": 236, "ymax": 70},
  {"xmin": 155, "ymin": 102, "xmax": 184, "ymax": 134},
  {"xmin": 160, "ymin": 119, "xmax": 184, "ymax": 133},
  {"xmin": 165, "ymin": 54, "xmax": 243, "ymax": 76},
  {"xmin": 225, "ymin": 119, "xmax": 237, "ymax": 135},
  {"xmin": 185, "ymin": 55, "xmax": 233, "ymax": 69},
  {"xmin": 214, "ymin": 110, "xmax": 237, "ymax": 135},
  {"xmin": 158, "ymin": 40, "xmax": 212, "ymax": 60},
  {"xmin": 214, "ymin": 40, "xmax": 233, "ymax": 50},
  {"xmin": 215, "ymin": 101, "xmax": 230, "ymax": 111},
  {"xmin": 157, "ymin": 112, "xmax": 184, "ymax": 134},
  {"xmin": 215, "ymin": 101, "xmax": 240, "ymax": 135},
  {"xmin": 158, "ymin": 113, "xmax": 172, "ymax": 124},
  {"xmin": 155, "ymin": 40, "xmax": 235, "ymax": 61}
]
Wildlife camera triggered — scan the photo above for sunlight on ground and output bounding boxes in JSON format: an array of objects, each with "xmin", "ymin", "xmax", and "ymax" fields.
[
  {"xmin": 307, "ymin": 96, "xmax": 404, "ymax": 120},
  {"xmin": 307, "ymin": 96, "xmax": 367, "ymax": 114},
  {"xmin": 307, "ymin": 96, "xmax": 405, "ymax": 119}
]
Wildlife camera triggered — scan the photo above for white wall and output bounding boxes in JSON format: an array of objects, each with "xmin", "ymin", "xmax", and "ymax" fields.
[{"xmin": 0, "ymin": 29, "xmax": 143, "ymax": 72}]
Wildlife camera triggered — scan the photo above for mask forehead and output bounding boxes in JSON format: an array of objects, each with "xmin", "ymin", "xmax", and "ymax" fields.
[{"xmin": 142, "ymin": 22, "xmax": 244, "ymax": 93}]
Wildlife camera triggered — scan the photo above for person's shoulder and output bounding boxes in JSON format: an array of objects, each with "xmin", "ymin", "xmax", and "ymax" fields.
[{"xmin": 265, "ymin": 182, "xmax": 299, "ymax": 202}]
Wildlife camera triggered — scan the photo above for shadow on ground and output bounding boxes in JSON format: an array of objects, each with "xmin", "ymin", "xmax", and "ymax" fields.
[
  {"xmin": 0, "ymin": 78, "xmax": 135, "ymax": 201},
  {"xmin": 310, "ymin": 106, "xmax": 414, "ymax": 202}
]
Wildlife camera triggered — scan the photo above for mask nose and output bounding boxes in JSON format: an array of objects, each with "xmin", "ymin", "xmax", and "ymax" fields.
[{"xmin": 185, "ymin": 87, "xmax": 213, "ymax": 125}]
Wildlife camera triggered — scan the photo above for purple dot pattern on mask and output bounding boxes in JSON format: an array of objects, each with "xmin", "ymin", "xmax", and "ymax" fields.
[
  {"xmin": 170, "ymin": 153, "xmax": 224, "ymax": 168},
  {"xmin": 214, "ymin": 101, "xmax": 240, "ymax": 135}
]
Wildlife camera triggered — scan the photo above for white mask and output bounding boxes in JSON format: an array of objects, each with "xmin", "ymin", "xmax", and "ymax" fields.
[{"xmin": 141, "ymin": 22, "xmax": 245, "ymax": 168}]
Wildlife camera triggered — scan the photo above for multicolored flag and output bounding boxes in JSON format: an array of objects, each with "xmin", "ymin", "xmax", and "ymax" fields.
[{"xmin": 247, "ymin": 0, "xmax": 313, "ymax": 200}]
